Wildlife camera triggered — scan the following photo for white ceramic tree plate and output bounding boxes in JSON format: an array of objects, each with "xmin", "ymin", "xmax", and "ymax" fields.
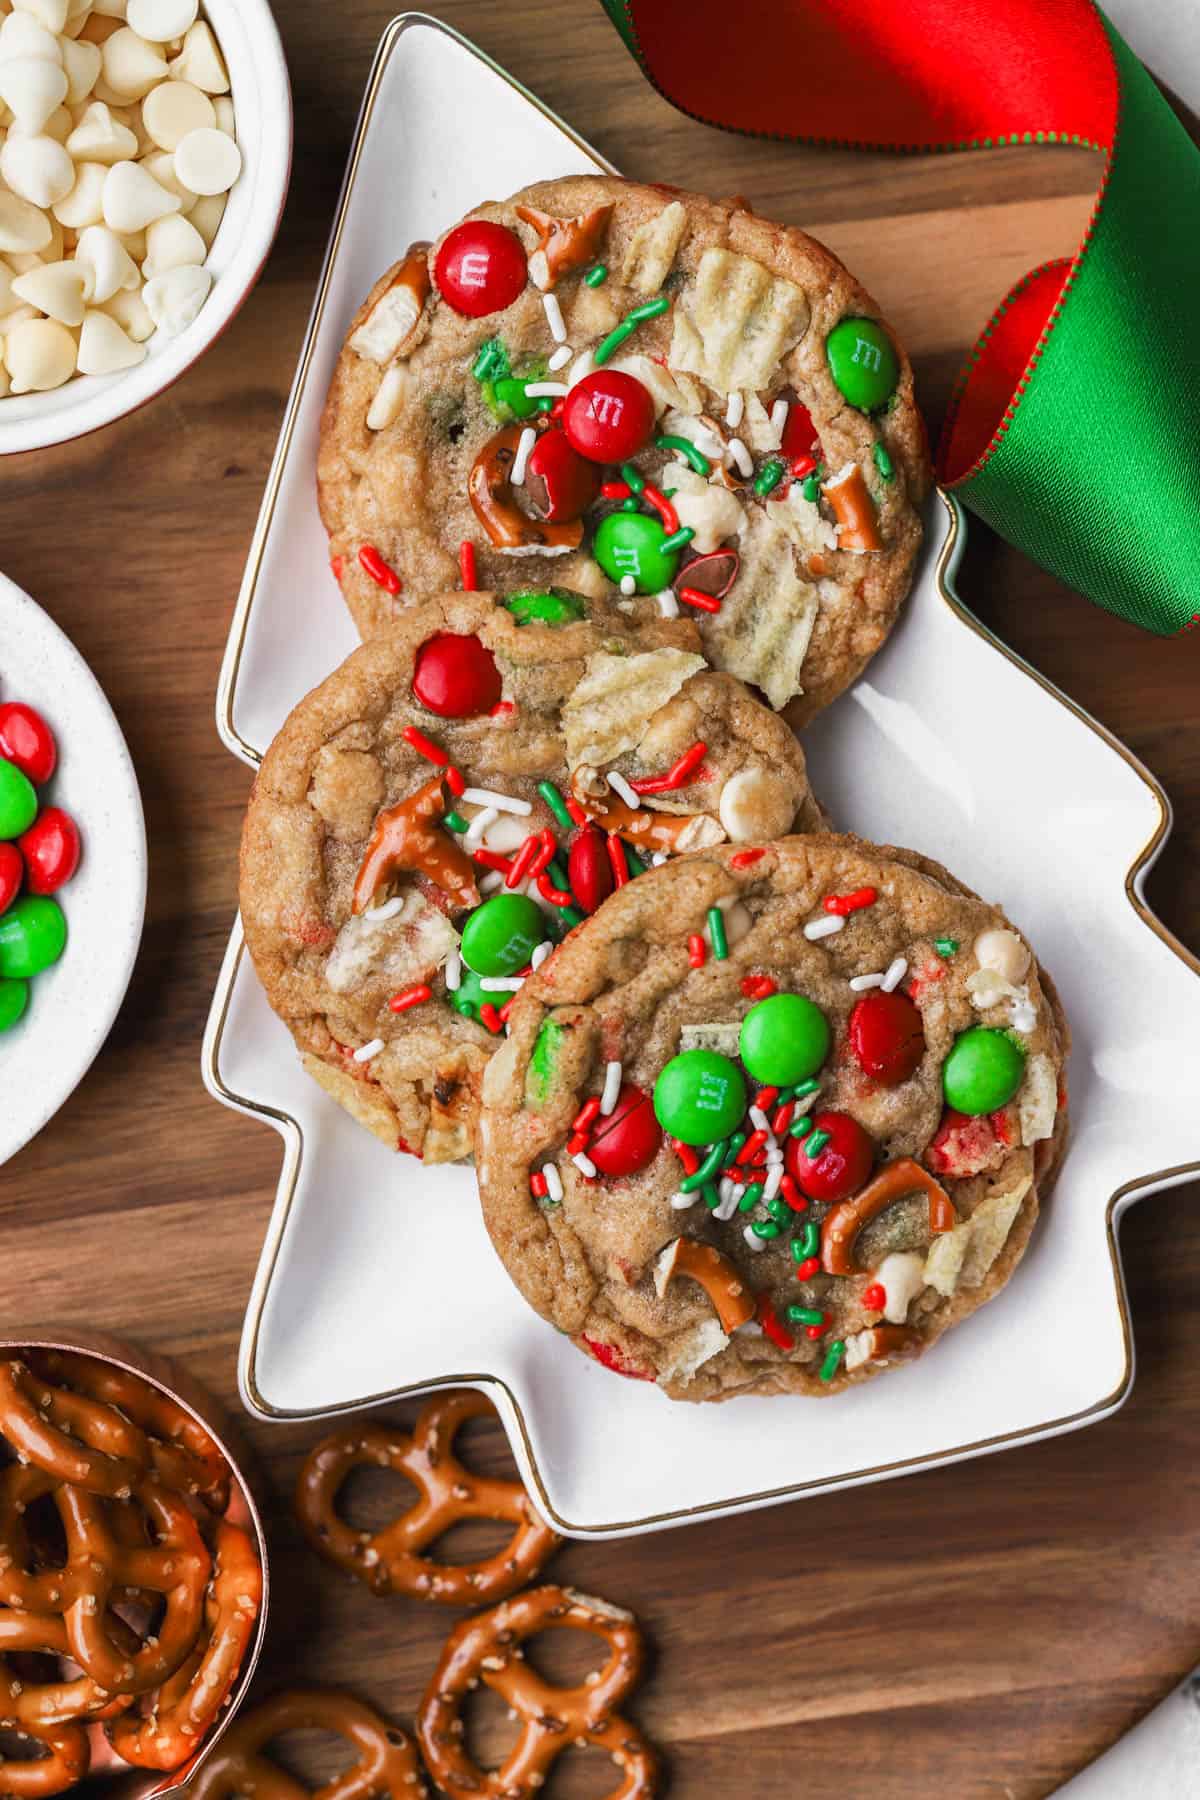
[
  {"xmin": 0, "ymin": 573, "xmax": 146, "ymax": 1165},
  {"xmin": 202, "ymin": 13, "xmax": 1200, "ymax": 1537}
]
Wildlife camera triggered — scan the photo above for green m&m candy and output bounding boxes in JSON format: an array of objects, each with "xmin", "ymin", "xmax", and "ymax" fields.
[
  {"xmin": 460, "ymin": 893, "xmax": 548, "ymax": 978},
  {"xmin": 0, "ymin": 758, "xmax": 37, "ymax": 840},
  {"xmin": 654, "ymin": 1048, "xmax": 746, "ymax": 1146},
  {"xmin": 505, "ymin": 589, "xmax": 587, "ymax": 627},
  {"xmin": 942, "ymin": 1027, "xmax": 1026, "ymax": 1116},
  {"xmin": 0, "ymin": 895, "xmax": 66, "ymax": 979},
  {"xmin": 0, "ymin": 976, "xmax": 27, "ymax": 1032},
  {"xmin": 739, "ymin": 993, "xmax": 830, "ymax": 1086},
  {"xmin": 593, "ymin": 511, "xmax": 680, "ymax": 594},
  {"xmin": 826, "ymin": 317, "xmax": 899, "ymax": 412},
  {"xmin": 448, "ymin": 967, "xmax": 489, "ymax": 1021}
]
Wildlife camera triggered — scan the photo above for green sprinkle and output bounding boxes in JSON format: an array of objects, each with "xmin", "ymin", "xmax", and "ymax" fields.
[
  {"xmin": 547, "ymin": 857, "xmax": 571, "ymax": 890},
  {"xmin": 537, "ymin": 781, "xmax": 575, "ymax": 833},
  {"xmin": 629, "ymin": 295, "xmax": 670, "ymax": 323},
  {"xmin": 660, "ymin": 526, "xmax": 695, "ymax": 552},
  {"xmin": 765, "ymin": 1196, "xmax": 790, "ymax": 1224},
  {"xmin": 786, "ymin": 1306, "xmax": 825, "ymax": 1327},
  {"xmin": 935, "ymin": 937, "xmax": 959, "ymax": 958},
  {"xmin": 726, "ymin": 1132, "xmax": 747, "ymax": 1160},
  {"xmin": 790, "ymin": 1237, "xmax": 806, "ymax": 1264},
  {"xmin": 753, "ymin": 459, "xmax": 785, "ymax": 497},
  {"xmin": 472, "ymin": 337, "xmax": 509, "ymax": 381},
  {"xmin": 594, "ymin": 295, "xmax": 670, "ymax": 365},
  {"xmin": 873, "ymin": 442, "xmax": 894, "ymax": 482},
  {"xmin": 623, "ymin": 843, "xmax": 648, "ymax": 877},
  {"xmin": 443, "ymin": 810, "xmax": 469, "ymax": 834},
  {"xmin": 792, "ymin": 1078, "xmax": 820, "ymax": 1099},
  {"xmin": 620, "ymin": 461, "xmax": 646, "ymax": 494},
  {"xmin": 796, "ymin": 1221, "xmax": 820, "ymax": 1259},
  {"xmin": 750, "ymin": 1219, "xmax": 781, "ymax": 1240},
  {"xmin": 800, "ymin": 475, "xmax": 820, "ymax": 504},
  {"xmin": 621, "ymin": 497, "xmax": 640, "ymax": 512},
  {"xmin": 787, "ymin": 1115, "xmax": 814, "ymax": 1139},
  {"xmin": 707, "ymin": 906, "xmax": 729, "ymax": 961},
  {"xmin": 656, "ymin": 434, "xmax": 710, "ymax": 476},
  {"xmin": 584, "ymin": 263, "xmax": 608, "ymax": 287},
  {"xmin": 738, "ymin": 1181, "xmax": 764, "ymax": 1214},
  {"xmin": 804, "ymin": 1128, "xmax": 831, "ymax": 1157},
  {"xmin": 679, "ymin": 1139, "xmax": 729, "ymax": 1193},
  {"xmin": 558, "ymin": 904, "xmax": 586, "ymax": 927},
  {"xmin": 819, "ymin": 1340, "xmax": 846, "ymax": 1383},
  {"xmin": 701, "ymin": 1182, "xmax": 721, "ymax": 1210}
]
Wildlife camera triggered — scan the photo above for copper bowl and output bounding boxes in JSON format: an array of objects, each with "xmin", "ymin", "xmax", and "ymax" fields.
[{"xmin": 0, "ymin": 1327, "xmax": 270, "ymax": 1800}]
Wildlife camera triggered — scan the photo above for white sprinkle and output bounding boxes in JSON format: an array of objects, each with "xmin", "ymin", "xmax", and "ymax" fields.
[
  {"xmin": 765, "ymin": 1143, "xmax": 784, "ymax": 1166},
  {"xmin": 725, "ymin": 391, "xmax": 744, "ymax": 429},
  {"xmin": 770, "ymin": 398, "xmax": 790, "ymax": 435},
  {"xmin": 670, "ymin": 1191, "xmax": 697, "ymax": 1210},
  {"xmin": 511, "ymin": 425, "xmax": 537, "ymax": 486},
  {"xmin": 543, "ymin": 1162, "xmax": 564, "ymax": 1203},
  {"xmin": 524, "ymin": 381, "xmax": 568, "ymax": 397},
  {"xmin": 804, "ymin": 914, "xmax": 845, "ymax": 941},
  {"xmin": 743, "ymin": 1224, "xmax": 768, "ymax": 1252},
  {"xmin": 607, "ymin": 771, "xmax": 641, "ymax": 809},
  {"xmin": 461, "ymin": 787, "xmax": 533, "ymax": 815},
  {"xmin": 479, "ymin": 872, "xmax": 504, "ymax": 894},
  {"xmin": 656, "ymin": 588, "xmax": 679, "ymax": 618},
  {"xmin": 651, "ymin": 852, "xmax": 669, "ymax": 866},
  {"xmin": 726, "ymin": 437, "xmax": 753, "ymax": 478},
  {"xmin": 849, "ymin": 972, "xmax": 884, "ymax": 991},
  {"xmin": 465, "ymin": 806, "xmax": 499, "ymax": 845},
  {"xmin": 881, "ymin": 956, "xmax": 908, "ymax": 993},
  {"xmin": 619, "ymin": 574, "xmax": 637, "ymax": 597},
  {"xmin": 444, "ymin": 950, "xmax": 462, "ymax": 992},
  {"xmin": 353, "ymin": 1038, "xmax": 384, "ymax": 1064},
  {"xmin": 763, "ymin": 1164, "xmax": 783, "ymax": 1201},
  {"xmin": 542, "ymin": 292, "xmax": 567, "ymax": 342},
  {"xmin": 748, "ymin": 1106, "xmax": 770, "ymax": 1132},
  {"xmin": 531, "ymin": 940, "xmax": 553, "ymax": 970},
  {"xmin": 714, "ymin": 1181, "xmax": 741, "ymax": 1222},
  {"xmin": 572, "ymin": 1150, "xmax": 598, "ymax": 1178},
  {"xmin": 547, "ymin": 344, "xmax": 572, "ymax": 371},
  {"xmin": 481, "ymin": 976, "xmax": 524, "ymax": 992},
  {"xmin": 600, "ymin": 1061, "xmax": 623, "ymax": 1114},
  {"xmin": 364, "ymin": 895, "xmax": 405, "ymax": 922}
]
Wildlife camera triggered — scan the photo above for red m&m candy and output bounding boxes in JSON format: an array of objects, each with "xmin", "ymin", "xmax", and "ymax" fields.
[
  {"xmin": 786, "ymin": 1109, "xmax": 874, "ymax": 1202},
  {"xmin": 848, "ymin": 989, "xmax": 925, "ymax": 1086},
  {"xmin": 0, "ymin": 703, "xmax": 56, "ymax": 785},
  {"xmin": 434, "ymin": 221, "xmax": 527, "ymax": 317},
  {"xmin": 588, "ymin": 1082, "xmax": 662, "ymax": 1178},
  {"xmin": 412, "ymin": 633, "xmax": 501, "ymax": 718},
  {"xmin": 562, "ymin": 371, "xmax": 656, "ymax": 464},
  {"xmin": 524, "ymin": 429, "xmax": 600, "ymax": 522},
  {"xmin": 0, "ymin": 842, "xmax": 21, "ymax": 915},
  {"xmin": 19, "ymin": 807, "xmax": 80, "ymax": 896},
  {"xmin": 566, "ymin": 823, "xmax": 614, "ymax": 915}
]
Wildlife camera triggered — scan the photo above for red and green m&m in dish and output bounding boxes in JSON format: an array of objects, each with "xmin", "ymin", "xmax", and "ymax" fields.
[
  {"xmin": 411, "ymin": 633, "xmax": 502, "ymax": 718},
  {"xmin": 739, "ymin": 993, "xmax": 830, "ymax": 1086},
  {"xmin": 0, "ymin": 699, "xmax": 80, "ymax": 1032},
  {"xmin": 942, "ymin": 1027, "xmax": 1026, "ymax": 1115},
  {"xmin": 654, "ymin": 1049, "xmax": 746, "ymax": 1146},
  {"xmin": 434, "ymin": 221, "xmax": 527, "ymax": 317},
  {"xmin": 460, "ymin": 893, "xmax": 548, "ymax": 978}
]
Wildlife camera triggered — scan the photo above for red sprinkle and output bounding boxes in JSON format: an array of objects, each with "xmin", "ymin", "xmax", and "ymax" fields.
[
  {"xmin": 730, "ymin": 849, "xmax": 766, "ymax": 869},
  {"xmin": 754, "ymin": 1086, "xmax": 780, "ymax": 1111},
  {"xmin": 737, "ymin": 1129, "xmax": 768, "ymax": 1165},
  {"xmin": 573, "ymin": 1096, "xmax": 603, "ymax": 1135},
  {"xmin": 671, "ymin": 1139, "xmax": 701, "ymax": 1176},
  {"xmin": 795, "ymin": 1256, "xmax": 821, "ymax": 1280},
  {"xmin": 677, "ymin": 586, "xmax": 721, "ymax": 614},
  {"xmin": 389, "ymin": 983, "xmax": 432, "ymax": 1012},
  {"xmin": 758, "ymin": 1295, "xmax": 795, "ymax": 1352},
  {"xmin": 530, "ymin": 830, "xmax": 557, "ymax": 878},
  {"xmin": 330, "ymin": 554, "xmax": 344, "ymax": 579},
  {"xmin": 479, "ymin": 1003, "xmax": 505, "ymax": 1035},
  {"xmin": 537, "ymin": 871, "xmax": 574, "ymax": 907},
  {"xmin": 445, "ymin": 765, "xmax": 466, "ymax": 797},
  {"xmin": 505, "ymin": 834, "xmax": 541, "ymax": 889},
  {"xmin": 459, "ymin": 540, "xmax": 478, "ymax": 590},
  {"xmin": 490, "ymin": 700, "xmax": 515, "ymax": 718},
  {"xmin": 566, "ymin": 1131, "xmax": 590, "ymax": 1156},
  {"xmin": 687, "ymin": 933, "xmax": 706, "ymax": 968},
  {"xmin": 772, "ymin": 1102, "xmax": 795, "ymax": 1135},
  {"xmin": 565, "ymin": 797, "xmax": 588, "ymax": 826},
  {"xmin": 359, "ymin": 544, "xmax": 401, "ymax": 594},
  {"xmin": 780, "ymin": 1174, "xmax": 807, "ymax": 1212},
  {"xmin": 789, "ymin": 454, "xmax": 817, "ymax": 479},
  {"xmin": 402, "ymin": 724, "xmax": 448, "ymax": 766},
  {"xmin": 473, "ymin": 848, "xmax": 514, "ymax": 873},
  {"xmin": 823, "ymin": 886, "xmax": 878, "ymax": 917},
  {"xmin": 630, "ymin": 741, "xmax": 707, "ymax": 796},
  {"xmin": 601, "ymin": 480, "xmax": 632, "ymax": 499},
  {"xmin": 642, "ymin": 483, "xmax": 679, "ymax": 534},
  {"xmin": 606, "ymin": 832, "xmax": 629, "ymax": 889},
  {"xmin": 805, "ymin": 1320, "xmax": 827, "ymax": 1341},
  {"xmin": 530, "ymin": 1171, "xmax": 548, "ymax": 1198},
  {"xmin": 740, "ymin": 974, "xmax": 776, "ymax": 1000},
  {"xmin": 862, "ymin": 1283, "xmax": 887, "ymax": 1312}
]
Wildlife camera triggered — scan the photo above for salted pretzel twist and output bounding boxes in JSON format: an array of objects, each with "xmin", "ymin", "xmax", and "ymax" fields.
[
  {"xmin": 0, "ymin": 1359, "xmax": 148, "ymax": 1498},
  {"xmin": 416, "ymin": 1584, "xmax": 659, "ymax": 1799},
  {"xmin": 295, "ymin": 1392, "xmax": 559, "ymax": 1606},
  {"xmin": 186, "ymin": 1690, "xmax": 427, "ymax": 1800},
  {"xmin": 0, "ymin": 1719, "xmax": 89, "ymax": 1798}
]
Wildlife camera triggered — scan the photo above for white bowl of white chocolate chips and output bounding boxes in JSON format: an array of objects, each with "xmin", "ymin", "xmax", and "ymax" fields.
[{"xmin": 0, "ymin": 0, "xmax": 290, "ymax": 453}]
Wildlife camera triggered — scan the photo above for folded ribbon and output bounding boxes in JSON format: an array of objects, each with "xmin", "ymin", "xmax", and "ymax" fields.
[{"xmin": 599, "ymin": 0, "xmax": 1200, "ymax": 634}]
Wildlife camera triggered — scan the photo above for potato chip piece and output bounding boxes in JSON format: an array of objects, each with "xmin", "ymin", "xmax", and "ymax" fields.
[
  {"xmin": 923, "ymin": 1173, "xmax": 1033, "ymax": 1297},
  {"xmin": 680, "ymin": 1022, "xmax": 742, "ymax": 1057},
  {"xmin": 704, "ymin": 504, "xmax": 818, "ymax": 709},
  {"xmin": 670, "ymin": 248, "xmax": 810, "ymax": 392},
  {"xmin": 923, "ymin": 1223, "xmax": 968, "ymax": 1298},
  {"xmin": 609, "ymin": 351, "xmax": 702, "ymax": 417},
  {"xmin": 562, "ymin": 647, "xmax": 704, "ymax": 767},
  {"xmin": 424, "ymin": 1044, "xmax": 490, "ymax": 1164},
  {"xmin": 325, "ymin": 889, "xmax": 459, "ymax": 995},
  {"xmin": 1019, "ymin": 1053, "xmax": 1057, "ymax": 1145},
  {"xmin": 660, "ymin": 1317, "xmax": 729, "ymax": 1384},
  {"xmin": 666, "ymin": 464, "xmax": 746, "ymax": 554},
  {"xmin": 785, "ymin": 482, "xmax": 838, "ymax": 555},
  {"xmin": 740, "ymin": 390, "xmax": 783, "ymax": 453},
  {"xmin": 620, "ymin": 199, "xmax": 687, "ymax": 292}
]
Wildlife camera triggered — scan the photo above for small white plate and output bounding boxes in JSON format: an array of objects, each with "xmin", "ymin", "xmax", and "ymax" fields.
[
  {"xmin": 0, "ymin": 573, "xmax": 146, "ymax": 1164},
  {"xmin": 203, "ymin": 14, "xmax": 1200, "ymax": 1537}
]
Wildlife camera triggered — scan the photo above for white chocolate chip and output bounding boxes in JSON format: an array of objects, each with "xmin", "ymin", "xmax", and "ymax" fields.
[
  {"xmin": 12, "ymin": 0, "xmax": 69, "ymax": 34},
  {"xmin": 0, "ymin": 130, "xmax": 74, "ymax": 204},
  {"xmin": 5, "ymin": 312, "xmax": 74, "ymax": 387},
  {"xmin": 141, "ymin": 76, "xmax": 212, "ymax": 149},
  {"xmin": 0, "ymin": 13, "xmax": 63, "ymax": 62},
  {"xmin": 185, "ymin": 187, "xmax": 223, "ymax": 244},
  {"xmin": 102, "ymin": 155, "xmax": 179, "ymax": 229},
  {"xmin": 0, "ymin": 189, "xmax": 53, "ymax": 251},
  {"xmin": 166, "ymin": 19, "xmax": 226, "ymax": 91},
  {"xmin": 172, "ymin": 122, "xmax": 236, "ymax": 194},
  {"xmin": 74, "ymin": 221, "xmax": 138, "ymax": 299},
  {"xmin": 52, "ymin": 157, "xmax": 106, "ymax": 226},
  {"xmin": 102, "ymin": 281, "xmax": 153, "ymax": 338},
  {"xmin": 100, "ymin": 26, "xmax": 167, "ymax": 99},
  {"xmin": 972, "ymin": 927, "xmax": 1030, "ymax": 985},
  {"xmin": 0, "ymin": 55, "xmax": 68, "ymax": 131},
  {"xmin": 12, "ymin": 256, "xmax": 88, "ymax": 321},
  {"xmin": 65, "ymin": 99, "xmax": 138, "ymax": 163},
  {"xmin": 127, "ymin": 0, "xmax": 198, "ymax": 40},
  {"xmin": 89, "ymin": 0, "xmax": 133, "ymax": 17},
  {"xmin": 76, "ymin": 302, "xmax": 144, "ymax": 371},
  {"xmin": 141, "ymin": 206, "xmax": 202, "ymax": 274},
  {"xmin": 41, "ymin": 105, "xmax": 74, "ymax": 143},
  {"xmin": 141, "ymin": 257, "xmax": 207, "ymax": 333},
  {"xmin": 366, "ymin": 363, "xmax": 406, "ymax": 431},
  {"xmin": 717, "ymin": 766, "xmax": 797, "ymax": 843},
  {"xmin": 59, "ymin": 35, "xmax": 100, "ymax": 102}
]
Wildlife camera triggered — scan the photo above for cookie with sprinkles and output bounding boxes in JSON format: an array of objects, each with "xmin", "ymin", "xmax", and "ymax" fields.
[
  {"xmin": 475, "ymin": 835, "xmax": 1069, "ymax": 1396},
  {"xmin": 318, "ymin": 175, "xmax": 930, "ymax": 725},
  {"xmin": 238, "ymin": 591, "xmax": 820, "ymax": 1162}
]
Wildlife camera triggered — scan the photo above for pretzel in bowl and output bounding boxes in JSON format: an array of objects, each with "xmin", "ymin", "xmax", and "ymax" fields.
[
  {"xmin": 0, "ymin": 1359, "xmax": 148, "ymax": 1499},
  {"xmin": 416, "ymin": 1585, "xmax": 659, "ymax": 1799},
  {"xmin": 187, "ymin": 1690, "xmax": 427, "ymax": 1800},
  {"xmin": 295, "ymin": 1391, "xmax": 559, "ymax": 1606},
  {"xmin": 0, "ymin": 1720, "xmax": 90, "ymax": 1799}
]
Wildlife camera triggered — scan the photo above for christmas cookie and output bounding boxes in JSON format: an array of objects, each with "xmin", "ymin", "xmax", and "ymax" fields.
[
  {"xmin": 475, "ymin": 835, "xmax": 1068, "ymax": 1397},
  {"xmin": 239, "ymin": 591, "xmax": 820, "ymax": 1163},
  {"xmin": 318, "ymin": 175, "xmax": 930, "ymax": 725}
]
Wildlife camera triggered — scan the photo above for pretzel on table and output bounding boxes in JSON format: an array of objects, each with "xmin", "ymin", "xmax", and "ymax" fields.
[
  {"xmin": 417, "ymin": 1584, "xmax": 659, "ymax": 1799},
  {"xmin": 0, "ymin": 1719, "xmax": 89, "ymax": 1799},
  {"xmin": 186, "ymin": 1690, "xmax": 427, "ymax": 1800},
  {"xmin": 295, "ymin": 1390, "xmax": 559, "ymax": 1605}
]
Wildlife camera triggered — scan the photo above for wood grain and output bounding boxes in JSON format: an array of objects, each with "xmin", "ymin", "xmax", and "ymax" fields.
[{"xmin": 3, "ymin": 3, "xmax": 1200, "ymax": 1795}]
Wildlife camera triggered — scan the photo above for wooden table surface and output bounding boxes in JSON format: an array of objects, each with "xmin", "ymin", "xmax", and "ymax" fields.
[{"xmin": 4, "ymin": 4, "xmax": 1200, "ymax": 1795}]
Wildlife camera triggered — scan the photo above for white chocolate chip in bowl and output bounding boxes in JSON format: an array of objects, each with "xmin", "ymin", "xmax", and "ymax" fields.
[
  {"xmin": 142, "ymin": 77, "xmax": 212, "ymax": 150},
  {"xmin": 77, "ymin": 304, "xmax": 144, "ymax": 372},
  {"xmin": 0, "ymin": 55, "xmax": 68, "ymax": 132},
  {"xmin": 141, "ymin": 207, "xmax": 203, "ymax": 276},
  {"xmin": 11, "ymin": 258, "xmax": 89, "ymax": 324},
  {"xmin": 52, "ymin": 158, "xmax": 106, "ymax": 227},
  {"xmin": 127, "ymin": 0, "xmax": 199, "ymax": 40},
  {"xmin": 0, "ymin": 190, "xmax": 53, "ymax": 252},
  {"xmin": 100, "ymin": 26, "xmax": 167, "ymax": 99},
  {"xmin": 11, "ymin": 0, "xmax": 71, "ymax": 33},
  {"xmin": 0, "ymin": 130, "xmax": 75, "ymax": 206},
  {"xmin": 172, "ymin": 121, "xmax": 236, "ymax": 193},
  {"xmin": 59, "ymin": 36, "xmax": 102, "ymax": 104},
  {"xmin": 142, "ymin": 257, "xmax": 208, "ymax": 334},
  {"xmin": 66, "ymin": 100, "xmax": 139, "ymax": 164},
  {"xmin": 0, "ymin": 14, "xmax": 64, "ymax": 63},
  {"xmin": 167, "ymin": 18, "xmax": 227, "ymax": 92},
  {"xmin": 73, "ymin": 221, "xmax": 139, "ymax": 300},
  {"xmin": 102, "ymin": 155, "xmax": 179, "ymax": 229},
  {"xmin": 6, "ymin": 313, "xmax": 75, "ymax": 389}
]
